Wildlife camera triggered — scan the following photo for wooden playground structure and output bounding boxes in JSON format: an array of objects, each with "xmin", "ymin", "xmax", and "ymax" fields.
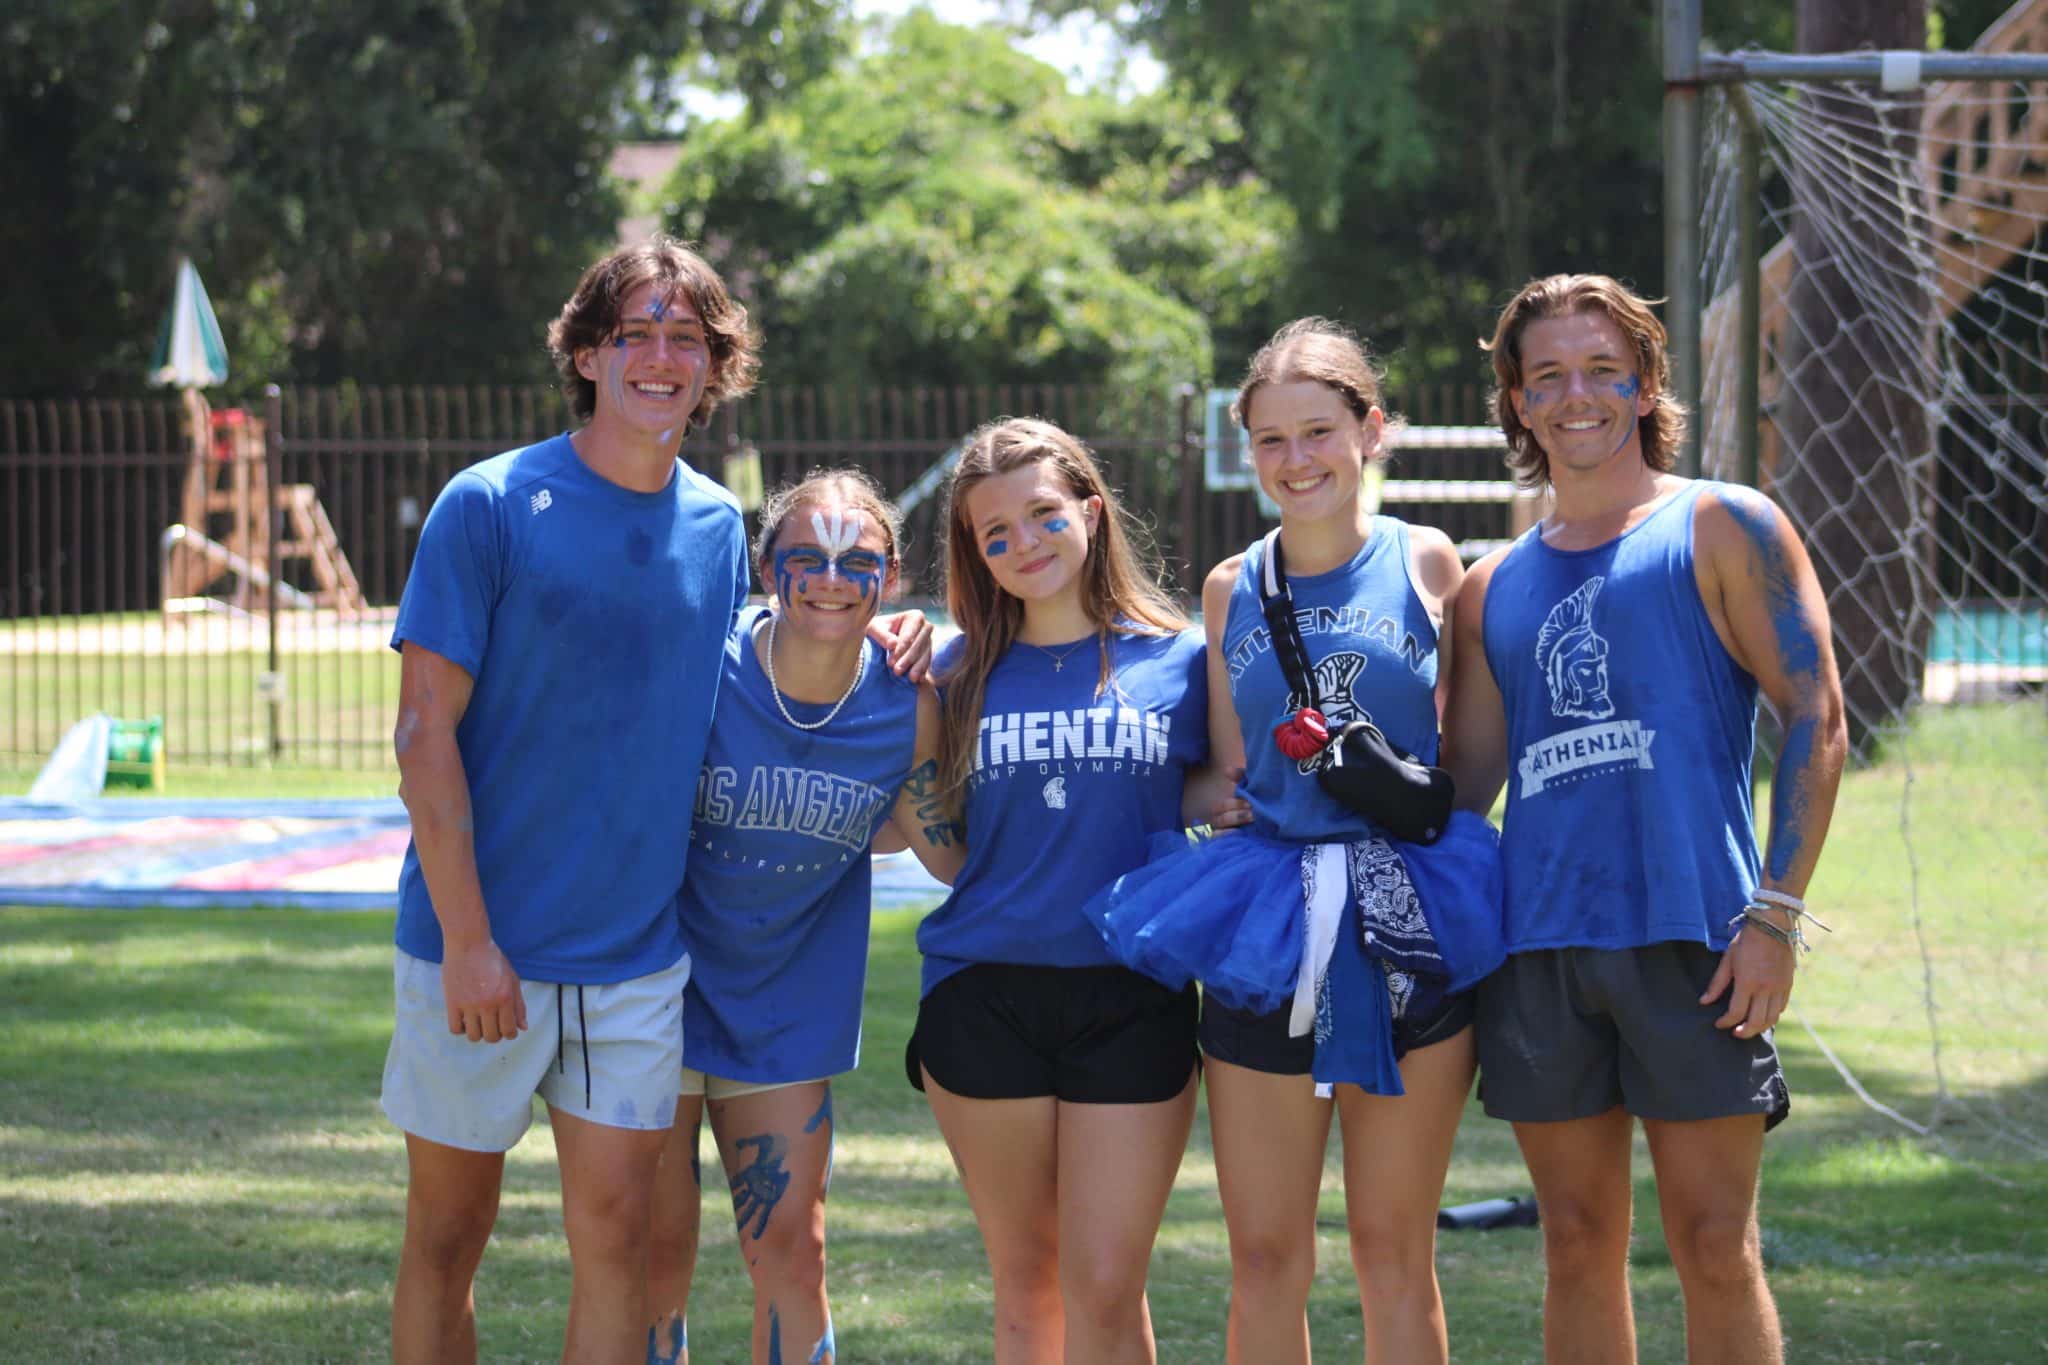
[
  {"xmin": 1701, "ymin": 0, "xmax": 2048, "ymax": 479},
  {"xmin": 162, "ymin": 389, "xmax": 366, "ymax": 620}
]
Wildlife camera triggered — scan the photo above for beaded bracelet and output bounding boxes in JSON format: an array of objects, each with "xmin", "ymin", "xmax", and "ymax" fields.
[{"xmin": 1751, "ymin": 888, "xmax": 1833, "ymax": 934}]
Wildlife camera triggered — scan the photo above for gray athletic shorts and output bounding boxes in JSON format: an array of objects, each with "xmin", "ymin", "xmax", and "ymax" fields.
[
  {"xmin": 380, "ymin": 948, "xmax": 689, "ymax": 1152},
  {"xmin": 1475, "ymin": 943, "xmax": 1790, "ymax": 1130}
]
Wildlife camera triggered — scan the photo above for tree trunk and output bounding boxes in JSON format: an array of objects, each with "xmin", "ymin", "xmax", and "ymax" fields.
[{"xmin": 1772, "ymin": 0, "xmax": 1938, "ymax": 753}]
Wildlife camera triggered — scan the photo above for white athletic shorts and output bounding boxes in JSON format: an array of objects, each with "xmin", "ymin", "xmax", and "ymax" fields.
[
  {"xmin": 677, "ymin": 1068, "xmax": 825, "ymax": 1101},
  {"xmin": 380, "ymin": 948, "xmax": 691, "ymax": 1152}
]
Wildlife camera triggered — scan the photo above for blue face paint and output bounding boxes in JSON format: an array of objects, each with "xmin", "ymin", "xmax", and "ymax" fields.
[
  {"xmin": 647, "ymin": 294, "xmax": 672, "ymax": 322},
  {"xmin": 984, "ymin": 538, "xmax": 1009, "ymax": 558},
  {"xmin": 1523, "ymin": 386, "xmax": 1551, "ymax": 409},
  {"xmin": 808, "ymin": 1320, "xmax": 836, "ymax": 1365},
  {"xmin": 773, "ymin": 547, "xmax": 885, "ymax": 606},
  {"xmin": 1043, "ymin": 517, "xmax": 1070, "ymax": 534}
]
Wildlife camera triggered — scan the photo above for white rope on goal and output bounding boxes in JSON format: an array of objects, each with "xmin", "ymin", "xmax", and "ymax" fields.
[{"xmin": 1699, "ymin": 49, "xmax": 2048, "ymax": 1169}]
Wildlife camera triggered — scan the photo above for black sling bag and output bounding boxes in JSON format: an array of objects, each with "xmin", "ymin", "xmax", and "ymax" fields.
[{"xmin": 1256, "ymin": 527, "xmax": 1456, "ymax": 846}]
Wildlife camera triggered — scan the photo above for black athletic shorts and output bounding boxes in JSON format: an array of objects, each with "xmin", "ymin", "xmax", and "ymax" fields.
[
  {"xmin": 906, "ymin": 962, "xmax": 1199, "ymax": 1104},
  {"xmin": 1198, "ymin": 986, "xmax": 1475, "ymax": 1076},
  {"xmin": 1475, "ymin": 944, "xmax": 1791, "ymax": 1130}
]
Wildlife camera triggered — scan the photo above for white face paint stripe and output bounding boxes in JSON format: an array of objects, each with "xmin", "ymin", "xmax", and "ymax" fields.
[{"xmin": 810, "ymin": 509, "xmax": 862, "ymax": 557}]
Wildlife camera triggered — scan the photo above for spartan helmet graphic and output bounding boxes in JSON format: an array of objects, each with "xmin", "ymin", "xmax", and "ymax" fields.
[
  {"xmin": 1537, "ymin": 578, "xmax": 1616, "ymax": 720},
  {"xmin": 1042, "ymin": 776, "xmax": 1068, "ymax": 810},
  {"xmin": 1284, "ymin": 652, "xmax": 1369, "ymax": 774}
]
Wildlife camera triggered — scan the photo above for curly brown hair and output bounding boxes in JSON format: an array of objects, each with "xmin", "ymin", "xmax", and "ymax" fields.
[
  {"xmin": 1482, "ymin": 274, "xmax": 1687, "ymax": 489},
  {"xmin": 545, "ymin": 236, "xmax": 760, "ymax": 427}
]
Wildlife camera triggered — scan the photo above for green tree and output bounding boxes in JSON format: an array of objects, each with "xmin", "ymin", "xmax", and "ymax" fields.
[
  {"xmin": 661, "ymin": 12, "xmax": 1295, "ymax": 394},
  {"xmin": 0, "ymin": 0, "xmax": 843, "ymax": 399}
]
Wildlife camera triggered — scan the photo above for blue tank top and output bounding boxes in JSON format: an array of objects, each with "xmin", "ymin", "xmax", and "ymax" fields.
[
  {"xmin": 680, "ymin": 609, "xmax": 919, "ymax": 1082},
  {"xmin": 1221, "ymin": 517, "xmax": 1442, "ymax": 843},
  {"xmin": 918, "ymin": 626, "xmax": 1209, "ymax": 996},
  {"xmin": 1482, "ymin": 481, "xmax": 1760, "ymax": 951}
]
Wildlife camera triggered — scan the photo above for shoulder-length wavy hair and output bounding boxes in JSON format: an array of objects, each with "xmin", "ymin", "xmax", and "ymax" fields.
[
  {"xmin": 545, "ymin": 235, "xmax": 760, "ymax": 429},
  {"xmin": 1482, "ymin": 273, "xmax": 1688, "ymax": 489},
  {"xmin": 936, "ymin": 417, "xmax": 1186, "ymax": 796}
]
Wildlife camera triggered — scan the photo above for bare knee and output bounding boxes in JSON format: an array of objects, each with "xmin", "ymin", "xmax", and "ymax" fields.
[
  {"xmin": 736, "ymin": 1206, "xmax": 828, "ymax": 1296},
  {"xmin": 403, "ymin": 1189, "xmax": 497, "ymax": 1278},
  {"xmin": 1059, "ymin": 1242, "xmax": 1151, "ymax": 1331},
  {"xmin": 1664, "ymin": 1206, "xmax": 1763, "ymax": 1291},
  {"xmin": 1228, "ymin": 1222, "xmax": 1317, "ymax": 1305},
  {"xmin": 1347, "ymin": 1211, "xmax": 1439, "ymax": 1297},
  {"xmin": 1539, "ymin": 1195, "xmax": 1632, "ymax": 1283}
]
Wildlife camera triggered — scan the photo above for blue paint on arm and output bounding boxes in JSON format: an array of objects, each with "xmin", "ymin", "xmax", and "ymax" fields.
[
  {"xmin": 1721, "ymin": 488, "xmax": 1823, "ymax": 680},
  {"xmin": 808, "ymin": 1318, "xmax": 836, "ymax": 1364},
  {"xmin": 1766, "ymin": 714, "xmax": 1816, "ymax": 882}
]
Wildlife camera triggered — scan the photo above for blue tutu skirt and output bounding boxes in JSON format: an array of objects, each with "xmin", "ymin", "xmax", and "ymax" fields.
[{"xmin": 1083, "ymin": 813, "xmax": 1506, "ymax": 1018}]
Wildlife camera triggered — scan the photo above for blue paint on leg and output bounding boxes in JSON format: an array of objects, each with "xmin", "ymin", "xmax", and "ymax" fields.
[
  {"xmin": 729, "ymin": 1132, "xmax": 793, "ymax": 1239},
  {"xmin": 805, "ymin": 1086, "xmax": 835, "ymax": 1192},
  {"xmin": 648, "ymin": 1313, "xmax": 687, "ymax": 1365},
  {"xmin": 768, "ymin": 1305, "xmax": 782, "ymax": 1365},
  {"xmin": 808, "ymin": 1318, "xmax": 836, "ymax": 1364}
]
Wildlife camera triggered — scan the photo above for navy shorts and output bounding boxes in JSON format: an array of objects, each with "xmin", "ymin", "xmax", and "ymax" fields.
[
  {"xmin": 1475, "ymin": 944, "xmax": 1790, "ymax": 1130},
  {"xmin": 907, "ymin": 962, "xmax": 1199, "ymax": 1104},
  {"xmin": 1198, "ymin": 986, "xmax": 1475, "ymax": 1076}
]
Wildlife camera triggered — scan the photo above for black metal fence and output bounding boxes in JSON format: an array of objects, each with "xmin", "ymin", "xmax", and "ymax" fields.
[{"xmin": 1, "ymin": 382, "xmax": 1505, "ymax": 771}]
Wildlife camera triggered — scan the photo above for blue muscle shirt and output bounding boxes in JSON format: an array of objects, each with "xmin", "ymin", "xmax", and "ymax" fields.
[
  {"xmin": 1222, "ymin": 518, "xmax": 1443, "ymax": 843},
  {"xmin": 391, "ymin": 434, "xmax": 749, "ymax": 984},
  {"xmin": 917, "ymin": 626, "xmax": 1209, "ymax": 996},
  {"xmin": 1483, "ymin": 480, "xmax": 1761, "ymax": 952},
  {"xmin": 681, "ymin": 609, "xmax": 919, "ymax": 1082}
]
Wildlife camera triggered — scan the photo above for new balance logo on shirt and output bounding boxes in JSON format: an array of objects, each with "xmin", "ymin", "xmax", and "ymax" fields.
[{"xmin": 530, "ymin": 489, "xmax": 553, "ymax": 515}]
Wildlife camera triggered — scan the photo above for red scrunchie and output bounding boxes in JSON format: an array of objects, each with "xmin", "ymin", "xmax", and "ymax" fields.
[{"xmin": 1272, "ymin": 707, "xmax": 1329, "ymax": 762}]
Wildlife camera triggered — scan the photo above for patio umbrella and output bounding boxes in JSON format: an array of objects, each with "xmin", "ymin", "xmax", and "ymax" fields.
[{"xmin": 149, "ymin": 256, "xmax": 229, "ymax": 388}]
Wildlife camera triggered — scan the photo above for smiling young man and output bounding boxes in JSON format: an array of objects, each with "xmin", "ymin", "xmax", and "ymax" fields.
[
  {"xmin": 381, "ymin": 238, "xmax": 761, "ymax": 1364},
  {"xmin": 1442, "ymin": 275, "xmax": 1848, "ymax": 1364}
]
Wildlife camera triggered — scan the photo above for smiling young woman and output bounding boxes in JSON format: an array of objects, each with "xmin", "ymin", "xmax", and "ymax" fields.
[{"xmin": 906, "ymin": 417, "xmax": 1243, "ymax": 1365}]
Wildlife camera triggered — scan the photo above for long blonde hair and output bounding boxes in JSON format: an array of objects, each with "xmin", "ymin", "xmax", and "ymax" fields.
[{"xmin": 937, "ymin": 417, "xmax": 1186, "ymax": 795}]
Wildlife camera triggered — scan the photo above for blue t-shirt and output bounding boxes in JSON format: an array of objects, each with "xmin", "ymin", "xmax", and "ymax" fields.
[
  {"xmin": 1221, "ymin": 518, "xmax": 1442, "ymax": 843},
  {"xmin": 391, "ymin": 433, "xmax": 749, "ymax": 984},
  {"xmin": 918, "ymin": 626, "xmax": 1209, "ymax": 996},
  {"xmin": 1483, "ymin": 480, "xmax": 1761, "ymax": 952},
  {"xmin": 681, "ymin": 609, "xmax": 920, "ymax": 1082}
]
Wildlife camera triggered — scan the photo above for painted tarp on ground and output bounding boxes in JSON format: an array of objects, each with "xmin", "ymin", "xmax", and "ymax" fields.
[{"xmin": 0, "ymin": 797, "xmax": 949, "ymax": 911}]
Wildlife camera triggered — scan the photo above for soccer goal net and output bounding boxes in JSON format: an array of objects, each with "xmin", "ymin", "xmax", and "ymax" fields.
[{"xmin": 1697, "ymin": 34, "xmax": 2048, "ymax": 1166}]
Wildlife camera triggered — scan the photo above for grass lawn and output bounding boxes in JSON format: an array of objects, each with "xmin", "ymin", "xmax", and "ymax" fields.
[{"xmin": 2, "ymin": 703, "xmax": 2044, "ymax": 1361}]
